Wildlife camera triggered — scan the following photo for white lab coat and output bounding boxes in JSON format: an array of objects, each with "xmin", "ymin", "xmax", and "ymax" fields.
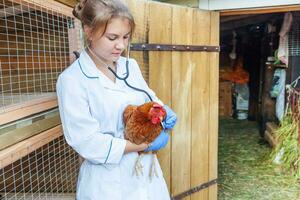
[{"xmin": 56, "ymin": 50, "xmax": 170, "ymax": 200}]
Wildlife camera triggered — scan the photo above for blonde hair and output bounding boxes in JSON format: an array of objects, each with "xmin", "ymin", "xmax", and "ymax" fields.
[{"xmin": 73, "ymin": 0, "xmax": 135, "ymax": 38}]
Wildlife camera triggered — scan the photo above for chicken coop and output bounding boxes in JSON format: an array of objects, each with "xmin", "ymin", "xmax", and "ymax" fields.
[
  {"xmin": 0, "ymin": 0, "xmax": 82, "ymax": 199},
  {"xmin": 1, "ymin": 0, "xmax": 219, "ymax": 199}
]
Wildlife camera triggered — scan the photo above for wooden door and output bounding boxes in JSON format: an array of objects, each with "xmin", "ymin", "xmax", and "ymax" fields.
[{"xmin": 133, "ymin": 2, "xmax": 219, "ymax": 199}]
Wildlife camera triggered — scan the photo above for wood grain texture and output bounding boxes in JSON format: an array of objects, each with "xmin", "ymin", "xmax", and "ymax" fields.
[
  {"xmin": 171, "ymin": 6, "xmax": 193, "ymax": 199},
  {"xmin": 0, "ymin": 125, "xmax": 62, "ymax": 168},
  {"xmin": 125, "ymin": 0, "xmax": 149, "ymax": 82},
  {"xmin": 148, "ymin": 1, "xmax": 172, "ymax": 190},
  {"xmin": 208, "ymin": 11, "xmax": 219, "ymax": 200},
  {"xmin": 191, "ymin": 9, "xmax": 211, "ymax": 200}
]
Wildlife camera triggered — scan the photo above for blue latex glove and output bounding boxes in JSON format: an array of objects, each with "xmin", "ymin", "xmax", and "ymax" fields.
[
  {"xmin": 144, "ymin": 131, "xmax": 169, "ymax": 152},
  {"xmin": 162, "ymin": 105, "xmax": 177, "ymax": 130}
]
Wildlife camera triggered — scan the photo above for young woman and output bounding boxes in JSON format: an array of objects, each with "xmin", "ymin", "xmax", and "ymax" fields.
[{"xmin": 56, "ymin": 0, "xmax": 177, "ymax": 199}]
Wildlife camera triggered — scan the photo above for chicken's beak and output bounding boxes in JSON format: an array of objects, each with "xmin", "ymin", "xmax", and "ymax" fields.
[
  {"xmin": 160, "ymin": 116, "xmax": 165, "ymax": 129},
  {"xmin": 159, "ymin": 116, "xmax": 163, "ymax": 121},
  {"xmin": 161, "ymin": 121, "xmax": 165, "ymax": 129}
]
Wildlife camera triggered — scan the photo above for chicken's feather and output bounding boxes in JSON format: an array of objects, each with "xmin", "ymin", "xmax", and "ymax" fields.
[
  {"xmin": 123, "ymin": 102, "xmax": 165, "ymax": 145},
  {"xmin": 123, "ymin": 105, "xmax": 137, "ymax": 125}
]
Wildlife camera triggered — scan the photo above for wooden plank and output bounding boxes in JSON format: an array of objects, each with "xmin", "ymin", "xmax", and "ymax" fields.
[
  {"xmin": 8, "ymin": 0, "xmax": 74, "ymax": 17},
  {"xmin": 171, "ymin": 6, "xmax": 193, "ymax": 198},
  {"xmin": 125, "ymin": 0, "xmax": 149, "ymax": 82},
  {"xmin": 2, "ymin": 193, "xmax": 74, "ymax": 199},
  {"xmin": 54, "ymin": 0, "xmax": 76, "ymax": 7},
  {"xmin": 158, "ymin": 0, "xmax": 199, "ymax": 8},
  {"xmin": 219, "ymin": 81, "xmax": 232, "ymax": 117},
  {"xmin": 0, "ymin": 56, "xmax": 69, "ymax": 70},
  {"xmin": 148, "ymin": 1, "xmax": 172, "ymax": 191},
  {"xmin": 264, "ymin": 130, "xmax": 278, "ymax": 148},
  {"xmin": 0, "ymin": 125, "xmax": 62, "ymax": 168},
  {"xmin": 266, "ymin": 122, "xmax": 279, "ymax": 134},
  {"xmin": 208, "ymin": 11, "xmax": 219, "ymax": 200},
  {"xmin": 191, "ymin": 9, "xmax": 211, "ymax": 200},
  {"xmin": 0, "ymin": 94, "xmax": 57, "ymax": 125},
  {"xmin": 265, "ymin": 122, "xmax": 279, "ymax": 148},
  {"xmin": 0, "ymin": 114, "xmax": 61, "ymax": 150},
  {"xmin": 220, "ymin": 5, "xmax": 300, "ymax": 16}
]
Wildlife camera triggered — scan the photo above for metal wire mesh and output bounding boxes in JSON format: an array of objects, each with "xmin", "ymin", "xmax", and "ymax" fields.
[
  {"xmin": 0, "ymin": 135, "xmax": 79, "ymax": 199},
  {"xmin": 0, "ymin": 0, "xmax": 81, "ymax": 111},
  {"xmin": 289, "ymin": 16, "xmax": 300, "ymax": 56},
  {"xmin": 0, "ymin": 0, "xmax": 82, "ymax": 199}
]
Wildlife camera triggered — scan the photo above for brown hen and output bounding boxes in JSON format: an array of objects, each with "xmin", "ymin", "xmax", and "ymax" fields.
[{"xmin": 123, "ymin": 101, "xmax": 166, "ymax": 179}]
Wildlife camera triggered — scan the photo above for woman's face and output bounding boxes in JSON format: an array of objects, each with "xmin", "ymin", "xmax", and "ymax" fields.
[{"xmin": 88, "ymin": 17, "xmax": 132, "ymax": 64}]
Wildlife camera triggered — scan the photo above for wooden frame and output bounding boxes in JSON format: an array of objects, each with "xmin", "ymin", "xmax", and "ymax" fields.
[
  {"xmin": 0, "ymin": 125, "xmax": 62, "ymax": 169},
  {"xmin": 0, "ymin": 96, "xmax": 58, "ymax": 125},
  {"xmin": 146, "ymin": 1, "xmax": 219, "ymax": 198},
  {"xmin": 221, "ymin": 5, "xmax": 300, "ymax": 16},
  {"xmin": 0, "ymin": 113, "xmax": 60, "ymax": 150},
  {"xmin": 54, "ymin": 0, "xmax": 77, "ymax": 7},
  {"xmin": 8, "ymin": 0, "xmax": 74, "ymax": 17}
]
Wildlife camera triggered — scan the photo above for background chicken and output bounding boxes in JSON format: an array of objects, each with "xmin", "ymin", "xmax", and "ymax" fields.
[{"xmin": 123, "ymin": 101, "xmax": 167, "ymax": 178}]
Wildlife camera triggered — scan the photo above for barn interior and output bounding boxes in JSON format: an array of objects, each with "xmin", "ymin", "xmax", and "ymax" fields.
[
  {"xmin": 218, "ymin": 11, "xmax": 300, "ymax": 199},
  {"xmin": 219, "ymin": 11, "xmax": 300, "ymax": 136}
]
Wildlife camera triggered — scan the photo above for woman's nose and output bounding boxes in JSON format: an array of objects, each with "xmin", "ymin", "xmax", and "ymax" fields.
[{"xmin": 116, "ymin": 40, "xmax": 126, "ymax": 50}]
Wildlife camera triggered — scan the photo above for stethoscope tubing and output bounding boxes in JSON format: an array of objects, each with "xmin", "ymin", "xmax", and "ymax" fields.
[{"xmin": 74, "ymin": 46, "xmax": 153, "ymax": 102}]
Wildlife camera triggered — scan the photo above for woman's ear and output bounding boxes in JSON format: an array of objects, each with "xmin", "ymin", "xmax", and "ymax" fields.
[{"xmin": 83, "ymin": 25, "xmax": 93, "ymax": 42}]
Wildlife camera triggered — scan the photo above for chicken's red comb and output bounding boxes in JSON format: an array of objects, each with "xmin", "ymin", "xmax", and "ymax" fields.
[{"xmin": 153, "ymin": 103, "xmax": 162, "ymax": 108}]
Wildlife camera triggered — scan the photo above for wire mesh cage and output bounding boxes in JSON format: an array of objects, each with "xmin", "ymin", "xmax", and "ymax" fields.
[
  {"xmin": 0, "ymin": 134, "xmax": 79, "ymax": 199},
  {"xmin": 0, "ymin": 106, "xmax": 80, "ymax": 199},
  {"xmin": 0, "ymin": 0, "xmax": 82, "ymax": 113},
  {"xmin": 0, "ymin": 0, "xmax": 83, "ymax": 199}
]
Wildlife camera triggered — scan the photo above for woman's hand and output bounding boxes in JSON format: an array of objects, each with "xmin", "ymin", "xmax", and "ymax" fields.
[
  {"xmin": 163, "ymin": 105, "xmax": 177, "ymax": 130},
  {"xmin": 124, "ymin": 141, "xmax": 149, "ymax": 154},
  {"xmin": 144, "ymin": 131, "xmax": 169, "ymax": 152}
]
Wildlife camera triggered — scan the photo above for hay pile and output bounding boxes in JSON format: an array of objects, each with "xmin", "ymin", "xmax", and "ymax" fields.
[
  {"xmin": 218, "ymin": 118, "xmax": 300, "ymax": 200},
  {"xmin": 270, "ymin": 87, "xmax": 300, "ymax": 178}
]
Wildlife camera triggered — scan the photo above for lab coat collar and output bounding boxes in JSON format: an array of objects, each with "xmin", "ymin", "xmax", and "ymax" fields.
[
  {"xmin": 78, "ymin": 50, "xmax": 127, "ymax": 91},
  {"xmin": 78, "ymin": 50, "xmax": 126, "ymax": 79}
]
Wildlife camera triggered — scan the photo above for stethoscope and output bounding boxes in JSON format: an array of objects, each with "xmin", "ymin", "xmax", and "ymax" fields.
[{"xmin": 76, "ymin": 43, "xmax": 153, "ymax": 102}]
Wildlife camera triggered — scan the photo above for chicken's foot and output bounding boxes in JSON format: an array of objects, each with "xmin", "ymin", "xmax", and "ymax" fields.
[
  {"xmin": 149, "ymin": 153, "xmax": 158, "ymax": 181},
  {"xmin": 133, "ymin": 154, "xmax": 144, "ymax": 177}
]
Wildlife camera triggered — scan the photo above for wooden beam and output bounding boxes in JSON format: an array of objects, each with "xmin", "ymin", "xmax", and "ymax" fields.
[
  {"xmin": 221, "ymin": 5, "xmax": 300, "ymax": 16},
  {"xmin": 55, "ymin": 0, "xmax": 77, "ymax": 8},
  {"xmin": 208, "ymin": 11, "xmax": 219, "ymax": 200},
  {"xmin": 0, "ymin": 125, "xmax": 62, "ymax": 169},
  {"xmin": 171, "ymin": 6, "xmax": 193, "ymax": 198},
  {"xmin": 148, "ymin": 1, "xmax": 172, "ymax": 191},
  {"xmin": 0, "ymin": 95, "xmax": 58, "ymax": 125},
  {"xmin": 157, "ymin": 0, "xmax": 199, "ymax": 8},
  {"xmin": 8, "ymin": 0, "xmax": 74, "ymax": 17},
  {"xmin": 221, "ymin": 14, "xmax": 279, "ymax": 32},
  {"xmin": 0, "ymin": 114, "xmax": 61, "ymax": 151},
  {"xmin": 191, "ymin": 9, "xmax": 211, "ymax": 200}
]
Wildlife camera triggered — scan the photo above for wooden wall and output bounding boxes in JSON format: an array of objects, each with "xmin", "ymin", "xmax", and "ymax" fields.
[
  {"xmin": 124, "ymin": 0, "xmax": 219, "ymax": 199},
  {"xmin": 57, "ymin": 0, "xmax": 220, "ymax": 198},
  {"xmin": 154, "ymin": 0, "xmax": 199, "ymax": 8}
]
